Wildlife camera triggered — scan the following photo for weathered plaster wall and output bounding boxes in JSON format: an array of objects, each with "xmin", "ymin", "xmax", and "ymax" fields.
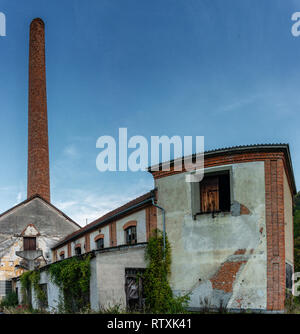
[
  {"xmin": 283, "ymin": 170, "xmax": 294, "ymax": 266},
  {"xmin": 0, "ymin": 198, "xmax": 79, "ymax": 282},
  {"xmin": 90, "ymin": 225, "xmax": 110, "ymax": 249},
  {"xmin": 91, "ymin": 245, "xmax": 146, "ymax": 311},
  {"xmin": 116, "ymin": 211, "xmax": 147, "ymax": 246},
  {"xmin": 155, "ymin": 161, "xmax": 267, "ymax": 310}
]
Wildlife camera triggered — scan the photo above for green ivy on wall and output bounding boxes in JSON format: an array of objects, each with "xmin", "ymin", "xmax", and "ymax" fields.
[
  {"xmin": 20, "ymin": 270, "xmax": 46, "ymax": 308},
  {"xmin": 48, "ymin": 254, "xmax": 91, "ymax": 312},
  {"xmin": 143, "ymin": 229, "xmax": 190, "ymax": 313}
]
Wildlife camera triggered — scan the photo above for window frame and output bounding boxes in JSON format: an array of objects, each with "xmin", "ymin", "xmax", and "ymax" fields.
[
  {"xmin": 23, "ymin": 237, "xmax": 37, "ymax": 251},
  {"xmin": 191, "ymin": 166, "xmax": 233, "ymax": 218},
  {"xmin": 125, "ymin": 226, "xmax": 137, "ymax": 245}
]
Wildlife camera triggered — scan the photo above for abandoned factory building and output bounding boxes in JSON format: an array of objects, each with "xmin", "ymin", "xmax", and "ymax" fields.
[{"xmin": 0, "ymin": 18, "xmax": 297, "ymax": 313}]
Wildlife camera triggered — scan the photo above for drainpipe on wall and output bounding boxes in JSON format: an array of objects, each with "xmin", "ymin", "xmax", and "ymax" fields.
[{"xmin": 151, "ymin": 197, "xmax": 166, "ymax": 259}]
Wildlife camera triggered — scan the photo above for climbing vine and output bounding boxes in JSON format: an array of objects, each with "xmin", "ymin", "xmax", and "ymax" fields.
[
  {"xmin": 48, "ymin": 254, "xmax": 91, "ymax": 313},
  {"xmin": 143, "ymin": 229, "xmax": 190, "ymax": 313},
  {"xmin": 20, "ymin": 270, "xmax": 46, "ymax": 308}
]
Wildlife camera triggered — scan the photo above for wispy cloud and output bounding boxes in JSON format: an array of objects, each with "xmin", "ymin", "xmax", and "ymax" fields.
[
  {"xmin": 219, "ymin": 95, "xmax": 261, "ymax": 114},
  {"xmin": 53, "ymin": 177, "xmax": 154, "ymax": 227},
  {"xmin": 63, "ymin": 145, "xmax": 80, "ymax": 159}
]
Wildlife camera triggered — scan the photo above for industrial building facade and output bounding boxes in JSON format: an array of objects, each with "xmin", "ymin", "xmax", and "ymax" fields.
[{"xmin": 0, "ymin": 18, "xmax": 297, "ymax": 313}]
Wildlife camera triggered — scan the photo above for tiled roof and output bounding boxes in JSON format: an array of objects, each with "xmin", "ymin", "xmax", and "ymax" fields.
[
  {"xmin": 0, "ymin": 194, "xmax": 81, "ymax": 228},
  {"xmin": 52, "ymin": 191, "xmax": 155, "ymax": 249}
]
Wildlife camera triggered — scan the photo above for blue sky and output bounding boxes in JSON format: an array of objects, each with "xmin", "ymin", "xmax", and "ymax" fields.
[{"xmin": 0, "ymin": 0, "xmax": 299, "ymax": 226}]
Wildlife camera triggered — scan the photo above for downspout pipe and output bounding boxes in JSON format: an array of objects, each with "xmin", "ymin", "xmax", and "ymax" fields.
[{"xmin": 151, "ymin": 198, "xmax": 166, "ymax": 259}]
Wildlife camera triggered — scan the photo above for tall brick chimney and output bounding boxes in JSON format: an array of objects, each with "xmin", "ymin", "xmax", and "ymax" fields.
[{"xmin": 27, "ymin": 18, "xmax": 50, "ymax": 202}]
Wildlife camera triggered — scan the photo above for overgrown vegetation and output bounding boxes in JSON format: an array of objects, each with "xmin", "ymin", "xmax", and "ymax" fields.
[
  {"xmin": 0, "ymin": 291, "xmax": 18, "ymax": 310},
  {"xmin": 294, "ymin": 192, "xmax": 300, "ymax": 273},
  {"xmin": 48, "ymin": 254, "xmax": 91, "ymax": 313},
  {"xmin": 143, "ymin": 229, "xmax": 190, "ymax": 313},
  {"xmin": 20, "ymin": 269, "xmax": 47, "ymax": 308}
]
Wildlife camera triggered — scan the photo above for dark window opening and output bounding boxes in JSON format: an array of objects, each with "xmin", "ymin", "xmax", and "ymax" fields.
[
  {"xmin": 23, "ymin": 237, "xmax": 36, "ymax": 251},
  {"xmin": 75, "ymin": 247, "xmax": 81, "ymax": 255},
  {"xmin": 96, "ymin": 238, "xmax": 104, "ymax": 250},
  {"xmin": 60, "ymin": 253, "xmax": 65, "ymax": 260},
  {"xmin": 200, "ymin": 171, "xmax": 231, "ymax": 214},
  {"xmin": 125, "ymin": 226, "xmax": 137, "ymax": 245},
  {"xmin": 286, "ymin": 262, "xmax": 293, "ymax": 290},
  {"xmin": 125, "ymin": 268, "xmax": 145, "ymax": 311}
]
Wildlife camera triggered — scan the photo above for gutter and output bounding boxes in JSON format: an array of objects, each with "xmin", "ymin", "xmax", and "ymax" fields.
[{"xmin": 151, "ymin": 197, "xmax": 166, "ymax": 259}]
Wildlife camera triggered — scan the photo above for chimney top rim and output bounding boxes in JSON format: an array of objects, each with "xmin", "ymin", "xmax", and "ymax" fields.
[{"xmin": 30, "ymin": 18, "xmax": 45, "ymax": 27}]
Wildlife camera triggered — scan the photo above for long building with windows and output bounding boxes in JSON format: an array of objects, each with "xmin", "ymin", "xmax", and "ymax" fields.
[{"xmin": 0, "ymin": 18, "xmax": 297, "ymax": 313}]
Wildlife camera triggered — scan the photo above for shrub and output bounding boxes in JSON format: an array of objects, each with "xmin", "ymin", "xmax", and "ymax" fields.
[{"xmin": 0, "ymin": 291, "xmax": 18, "ymax": 309}]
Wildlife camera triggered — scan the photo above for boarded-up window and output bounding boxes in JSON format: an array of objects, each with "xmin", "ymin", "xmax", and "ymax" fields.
[
  {"xmin": 200, "ymin": 171, "xmax": 231, "ymax": 213},
  {"xmin": 23, "ymin": 237, "xmax": 36, "ymax": 251},
  {"xmin": 200, "ymin": 176, "xmax": 219, "ymax": 213}
]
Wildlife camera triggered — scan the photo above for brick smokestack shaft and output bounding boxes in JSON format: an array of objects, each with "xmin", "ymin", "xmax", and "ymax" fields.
[{"xmin": 27, "ymin": 18, "xmax": 50, "ymax": 201}]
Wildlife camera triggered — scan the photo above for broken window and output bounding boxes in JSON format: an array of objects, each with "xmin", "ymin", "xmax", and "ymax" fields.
[
  {"xmin": 200, "ymin": 171, "xmax": 231, "ymax": 214},
  {"xmin": 23, "ymin": 237, "xmax": 36, "ymax": 251},
  {"xmin": 96, "ymin": 238, "xmax": 104, "ymax": 249},
  {"xmin": 75, "ymin": 246, "xmax": 81, "ymax": 255},
  {"xmin": 125, "ymin": 226, "xmax": 137, "ymax": 245},
  {"xmin": 125, "ymin": 268, "xmax": 145, "ymax": 311}
]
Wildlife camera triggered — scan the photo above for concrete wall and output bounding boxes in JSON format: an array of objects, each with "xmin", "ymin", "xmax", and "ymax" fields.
[
  {"xmin": 155, "ymin": 161, "xmax": 267, "ymax": 310},
  {"xmin": 91, "ymin": 245, "xmax": 147, "ymax": 311}
]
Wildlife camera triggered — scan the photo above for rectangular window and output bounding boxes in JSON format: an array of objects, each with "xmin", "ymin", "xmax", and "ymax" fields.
[
  {"xmin": 125, "ymin": 226, "xmax": 137, "ymax": 245},
  {"xmin": 23, "ymin": 237, "xmax": 36, "ymax": 251},
  {"xmin": 96, "ymin": 238, "xmax": 104, "ymax": 249},
  {"xmin": 75, "ymin": 247, "xmax": 81, "ymax": 255},
  {"xmin": 200, "ymin": 171, "xmax": 231, "ymax": 214}
]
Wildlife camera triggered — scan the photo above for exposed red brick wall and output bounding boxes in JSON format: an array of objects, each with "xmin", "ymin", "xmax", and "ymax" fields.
[
  {"xmin": 151, "ymin": 151, "xmax": 289, "ymax": 311},
  {"xmin": 53, "ymin": 250, "xmax": 57, "ymax": 262},
  {"xmin": 123, "ymin": 220, "xmax": 137, "ymax": 230},
  {"xmin": 265, "ymin": 159, "xmax": 286, "ymax": 311},
  {"xmin": 210, "ymin": 260, "xmax": 246, "ymax": 293},
  {"xmin": 94, "ymin": 234, "xmax": 104, "ymax": 241},
  {"xmin": 85, "ymin": 233, "xmax": 90, "ymax": 252},
  {"xmin": 67, "ymin": 243, "xmax": 71, "ymax": 257},
  {"xmin": 109, "ymin": 222, "xmax": 117, "ymax": 247},
  {"xmin": 146, "ymin": 206, "xmax": 158, "ymax": 240},
  {"xmin": 27, "ymin": 18, "xmax": 50, "ymax": 202}
]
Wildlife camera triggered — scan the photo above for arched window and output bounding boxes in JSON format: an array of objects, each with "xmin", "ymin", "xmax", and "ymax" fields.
[
  {"xmin": 123, "ymin": 221, "xmax": 137, "ymax": 245},
  {"xmin": 94, "ymin": 234, "xmax": 104, "ymax": 250},
  {"xmin": 59, "ymin": 251, "xmax": 65, "ymax": 260},
  {"xmin": 125, "ymin": 226, "xmax": 137, "ymax": 245},
  {"xmin": 75, "ymin": 244, "xmax": 81, "ymax": 255}
]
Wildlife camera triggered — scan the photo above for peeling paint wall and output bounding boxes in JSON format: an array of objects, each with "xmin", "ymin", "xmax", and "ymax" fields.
[
  {"xmin": 155, "ymin": 161, "xmax": 267, "ymax": 310},
  {"xmin": 0, "ymin": 198, "xmax": 79, "ymax": 286}
]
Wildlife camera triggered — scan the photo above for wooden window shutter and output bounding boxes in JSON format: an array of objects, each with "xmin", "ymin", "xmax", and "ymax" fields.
[
  {"xmin": 23, "ymin": 237, "xmax": 36, "ymax": 251},
  {"xmin": 200, "ymin": 176, "xmax": 219, "ymax": 213}
]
